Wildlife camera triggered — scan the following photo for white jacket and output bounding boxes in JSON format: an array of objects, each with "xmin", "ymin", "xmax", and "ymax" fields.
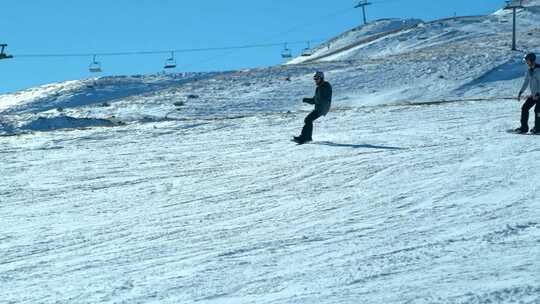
[{"xmin": 519, "ymin": 64, "xmax": 540, "ymax": 98}]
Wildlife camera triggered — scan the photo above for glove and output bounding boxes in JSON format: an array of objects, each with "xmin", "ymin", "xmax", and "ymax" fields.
[{"xmin": 302, "ymin": 98, "xmax": 310, "ymax": 103}]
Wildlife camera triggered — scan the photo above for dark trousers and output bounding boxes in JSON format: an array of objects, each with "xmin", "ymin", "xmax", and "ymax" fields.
[
  {"xmin": 521, "ymin": 97, "xmax": 540, "ymax": 130},
  {"xmin": 300, "ymin": 110, "xmax": 322, "ymax": 140}
]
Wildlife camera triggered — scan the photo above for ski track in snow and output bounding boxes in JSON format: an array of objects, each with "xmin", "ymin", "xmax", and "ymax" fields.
[{"xmin": 1, "ymin": 98, "xmax": 540, "ymax": 303}]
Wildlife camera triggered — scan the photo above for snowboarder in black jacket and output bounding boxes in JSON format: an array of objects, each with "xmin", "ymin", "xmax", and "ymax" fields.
[{"xmin": 293, "ymin": 71, "xmax": 332, "ymax": 144}]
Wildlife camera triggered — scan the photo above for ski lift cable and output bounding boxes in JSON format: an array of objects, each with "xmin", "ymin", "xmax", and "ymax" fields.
[
  {"xmin": 8, "ymin": 1, "xmax": 409, "ymax": 61},
  {"xmin": 12, "ymin": 39, "xmax": 328, "ymax": 59},
  {"xmin": 7, "ymin": 6, "xmax": 356, "ymax": 64},
  {"xmin": 180, "ymin": 7, "xmax": 356, "ymax": 67},
  {"xmin": 8, "ymin": 5, "xmax": 353, "ymax": 60},
  {"xmin": 266, "ymin": 7, "xmax": 353, "ymax": 41}
]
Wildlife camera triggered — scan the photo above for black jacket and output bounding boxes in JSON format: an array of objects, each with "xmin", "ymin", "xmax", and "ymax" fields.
[{"xmin": 303, "ymin": 81, "xmax": 332, "ymax": 116}]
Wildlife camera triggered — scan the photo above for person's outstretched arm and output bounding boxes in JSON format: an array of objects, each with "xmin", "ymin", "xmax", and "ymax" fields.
[{"xmin": 303, "ymin": 97, "xmax": 315, "ymax": 104}]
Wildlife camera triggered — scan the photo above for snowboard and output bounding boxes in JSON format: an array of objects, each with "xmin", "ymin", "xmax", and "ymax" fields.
[
  {"xmin": 291, "ymin": 137, "xmax": 313, "ymax": 145},
  {"xmin": 506, "ymin": 129, "xmax": 540, "ymax": 135}
]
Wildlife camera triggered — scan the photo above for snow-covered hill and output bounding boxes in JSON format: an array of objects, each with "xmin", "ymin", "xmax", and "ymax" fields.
[
  {"xmin": 287, "ymin": 18, "xmax": 423, "ymax": 65},
  {"xmin": 291, "ymin": 0, "xmax": 540, "ymax": 64},
  {"xmin": 1, "ymin": 2, "xmax": 540, "ymax": 304}
]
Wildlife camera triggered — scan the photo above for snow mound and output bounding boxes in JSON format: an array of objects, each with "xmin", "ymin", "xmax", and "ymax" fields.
[
  {"xmin": 457, "ymin": 56, "xmax": 525, "ymax": 92},
  {"xmin": 20, "ymin": 116, "xmax": 117, "ymax": 132},
  {"xmin": 288, "ymin": 18, "xmax": 422, "ymax": 64},
  {"xmin": 0, "ymin": 73, "xmax": 220, "ymax": 115},
  {"xmin": 288, "ymin": 1, "xmax": 540, "ymax": 65}
]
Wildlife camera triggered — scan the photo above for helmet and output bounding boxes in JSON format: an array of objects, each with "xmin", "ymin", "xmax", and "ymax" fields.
[
  {"xmin": 525, "ymin": 53, "xmax": 536, "ymax": 63},
  {"xmin": 313, "ymin": 71, "xmax": 324, "ymax": 80}
]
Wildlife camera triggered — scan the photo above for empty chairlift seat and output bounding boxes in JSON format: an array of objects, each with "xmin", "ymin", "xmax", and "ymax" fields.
[
  {"xmin": 164, "ymin": 51, "xmax": 176, "ymax": 69},
  {"xmin": 301, "ymin": 42, "xmax": 313, "ymax": 57},
  {"xmin": 281, "ymin": 43, "xmax": 292, "ymax": 59},
  {"xmin": 89, "ymin": 55, "xmax": 102, "ymax": 73}
]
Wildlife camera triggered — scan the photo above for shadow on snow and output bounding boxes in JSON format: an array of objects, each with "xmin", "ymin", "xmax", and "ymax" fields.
[{"xmin": 313, "ymin": 141, "xmax": 405, "ymax": 150}]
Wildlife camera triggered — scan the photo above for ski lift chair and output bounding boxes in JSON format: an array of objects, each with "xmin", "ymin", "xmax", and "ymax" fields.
[
  {"xmin": 301, "ymin": 42, "xmax": 313, "ymax": 57},
  {"xmin": 89, "ymin": 55, "xmax": 102, "ymax": 73},
  {"xmin": 164, "ymin": 51, "xmax": 176, "ymax": 69},
  {"xmin": 281, "ymin": 43, "xmax": 292, "ymax": 59}
]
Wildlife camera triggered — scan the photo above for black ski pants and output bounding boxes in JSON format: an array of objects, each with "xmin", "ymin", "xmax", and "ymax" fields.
[
  {"xmin": 521, "ymin": 97, "xmax": 540, "ymax": 130},
  {"xmin": 300, "ymin": 110, "xmax": 322, "ymax": 140}
]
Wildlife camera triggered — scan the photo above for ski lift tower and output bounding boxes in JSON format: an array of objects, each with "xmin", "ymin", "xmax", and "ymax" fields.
[
  {"xmin": 504, "ymin": 0, "xmax": 524, "ymax": 51},
  {"xmin": 0, "ymin": 44, "xmax": 13, "ymax": 60},
  {"xmin": 354, "ymin": 0, "xmax": 372, "ymax": 25}
]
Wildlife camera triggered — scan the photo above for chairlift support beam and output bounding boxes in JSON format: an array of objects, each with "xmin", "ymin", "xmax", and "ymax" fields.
[
  {"xmin": 0, "ymin": 44, "xmax": 13, "ymax": 60},
  {"xmin": 354, "ymin": 0, "xmax": 372, "ymax": 25},
  {"xmin": 504, "ymin": 0, "xmax": 524, "ymax": 51}
]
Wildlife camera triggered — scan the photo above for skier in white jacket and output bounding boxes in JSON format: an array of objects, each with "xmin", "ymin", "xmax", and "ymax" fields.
[{"xmin": 516, "ymin": 53, "xmax": 540, "ymax": 134}]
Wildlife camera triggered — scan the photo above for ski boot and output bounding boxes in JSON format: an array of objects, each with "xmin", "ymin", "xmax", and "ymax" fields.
[
  {"xmin": 293, "ymin": 136, "xmax": 312, "ymax": 144},
  {"xmin": 514, "ymin": 126, "xmax": 529, "ymax": 134}
]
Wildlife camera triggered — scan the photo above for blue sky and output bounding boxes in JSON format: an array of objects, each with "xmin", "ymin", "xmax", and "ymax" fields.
[{"xmin": 1, "ymin": 0, "xmax": 504, "ymax": 94}]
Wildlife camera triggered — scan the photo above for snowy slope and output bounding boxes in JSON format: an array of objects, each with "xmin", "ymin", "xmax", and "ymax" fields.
[
  {"xmin": 289, "ymin": 0, "xmax": 540, "ymax": 66},
  {"xmin": 287, "ymin": 18, "xmax": 422, "ymax": 65},
  {"xmin": 1, "ymin": 2, "xmax": 540, "ymax": 304}
]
